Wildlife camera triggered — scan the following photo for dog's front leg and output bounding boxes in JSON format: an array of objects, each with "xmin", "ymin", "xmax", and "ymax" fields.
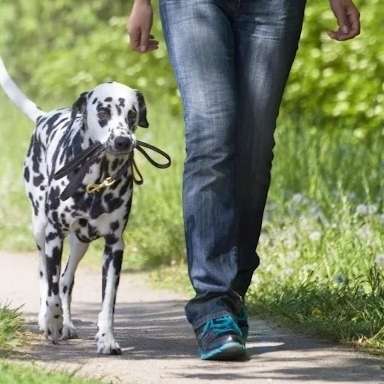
[
  {"xmin": 60, "ymin": 233, "xmax": 89, "ymax": 339},
  {"xmin": 42, "ymin": 225, "xmax": 64, "ymax": 343},
  {"xmin": 96, "ymin": 235, "xmax": 124, "ymax": 355}
]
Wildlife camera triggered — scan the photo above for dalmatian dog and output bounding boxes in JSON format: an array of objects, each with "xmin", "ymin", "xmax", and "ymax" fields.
[{"xmin": 0, "ymin": 57, "xmax": 148, "ymax": 354}]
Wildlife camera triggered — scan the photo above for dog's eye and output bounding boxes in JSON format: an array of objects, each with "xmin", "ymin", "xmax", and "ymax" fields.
[{"xmin": 127, "ymin": 110, "xmax": 137, "ymax": 124}]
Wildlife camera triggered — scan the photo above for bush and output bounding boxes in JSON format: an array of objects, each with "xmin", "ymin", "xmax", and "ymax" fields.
[
  {"xmin": 283, "ymin": 0, "xmax": 384, "ymax": 137},
  {"xmin": 0, "ymin": 0, "xmax": 179, "ymax": 111},
  {"xmin": 0, "ymin": 0, "xmax": 383, "ymax": 136}
]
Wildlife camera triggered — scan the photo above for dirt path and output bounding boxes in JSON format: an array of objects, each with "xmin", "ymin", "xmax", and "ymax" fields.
[{"xmin": 1, "ymin": 251, "xmax": 383, "ymax": 384}]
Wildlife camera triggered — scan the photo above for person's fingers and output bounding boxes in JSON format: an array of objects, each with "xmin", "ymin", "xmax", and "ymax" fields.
[
  {"xmin": 139, "ymin": 27, "xmax": 151, "ymax": 52},
  {"xmin": 328, "ymin": 1, "xmax": 361, "ymax": 41},
  {"xmin": 335, "ymin": 6, "xmax": 360, "ymax": 40},
  {"xmin": 328, "ymin": 1, "xmax": 350, "ymax": 40},
  {"xmin": 143, "ymin": 44, "xmax": 159, "ymax": 53},
  {"xmin": 329, "ymin": 16, "xmax": 360, "ymax": 40},
  {"xmin": 139, "ymin": 40, "xmax": 159, "ymax": 53},
  {"xmin": 328, "ymin": 28, "xmax": 346, "ymax": 41},
  {"xmin": 346, "ymin": 6, "xmax": 360, "ymax": 38},
  {"xmin": 334, "ymin": 3, "xmax": 350, "ymax": 29}
]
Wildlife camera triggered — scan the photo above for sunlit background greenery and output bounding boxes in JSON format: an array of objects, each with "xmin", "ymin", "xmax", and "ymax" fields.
[{"xmin": 0, "ymin": 0, "xmax": 383, "ymax": 352}]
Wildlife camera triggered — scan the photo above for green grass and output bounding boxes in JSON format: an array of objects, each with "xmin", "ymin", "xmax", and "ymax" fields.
[
  {"xmin": 0, "ymin": 305, "xmax": 24, "ymax": 353},
  {"xmin": 244, "ymin": 118, "xmax": 384, "ymax": 353},
  {"xmin": 0, "ymin": 361, "xmax": 104, "ymax": 384},
  {"xmin": 0, "ymin": 305, "xmax": 104, "ymax": 384}
]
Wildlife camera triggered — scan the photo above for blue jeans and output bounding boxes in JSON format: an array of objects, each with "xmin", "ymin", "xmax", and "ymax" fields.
[{"xmin": 159, "ymin": 0, "xmax": 306, "ymax": 330}]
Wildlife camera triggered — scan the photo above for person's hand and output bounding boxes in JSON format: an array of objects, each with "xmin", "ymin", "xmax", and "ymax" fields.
[
  {"xmin": 127, "ymin": 0, "xmax": 159, "ymax": 53},
  {"xmin": 328, "ymin": 0, "xmax": 360, "ymax": 41}
]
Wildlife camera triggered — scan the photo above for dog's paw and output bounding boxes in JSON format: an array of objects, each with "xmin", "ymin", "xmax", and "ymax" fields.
[
  {"xmin": 43, "ymin": 298, "xmax": 63, "ymax": 343},
  {"xmin": 44, "ymin": 314, "xmax": 63, "ymax": 344},
  {"xmin": 95, "ymin": 331, "xmax": 122, "ymax": 355},
  {"xmin": 61, "ymin": 322, "xmax": 78, "ymax": 340}
]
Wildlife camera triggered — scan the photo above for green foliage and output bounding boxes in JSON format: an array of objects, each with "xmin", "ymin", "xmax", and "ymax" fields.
[
  {"xmin": 0, "ymin": 305, "xmax": 24, "ymax": 353},
  {"xmin": 0, "ymin": 0, "xmax": 383, "ymax": 135},
  {"xmin": 243, "ymin": 118, "xmax": 384, "ymax": 351},
  {"xmin": 0, "ymin": 361, "xmax": 103, "ymax": 384},
  {"xmin": 0, "ymin": 94, "xmax": 31, "ymax": 251},
  {"xmin": 0, "ymin": 0, "xmax": 179, "ymax": 111},
  {"xmin": 283, "ymin": 0, "xmax": 384, "ymax": 137}
]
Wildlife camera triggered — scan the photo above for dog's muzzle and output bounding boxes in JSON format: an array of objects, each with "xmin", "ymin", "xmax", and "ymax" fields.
[{"xmin": 108, "ymin": 135, "xmax": 136, "ymax": 155}]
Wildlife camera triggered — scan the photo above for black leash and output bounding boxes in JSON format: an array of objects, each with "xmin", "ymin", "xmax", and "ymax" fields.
[
  {"xmin": 53, "ymin": 143, "xmax": 105, "ymax": 180},
  {"xmin": 134, "ymin": 140, "xmax": 171, "ymax": 169},
  {"xmin": 53, "ymin": 139, "xmax": 171, "ymax": 200}
]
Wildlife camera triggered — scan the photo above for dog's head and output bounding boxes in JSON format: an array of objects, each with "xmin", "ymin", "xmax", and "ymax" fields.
[{"xmin": 70, "ymin": 82, "xmax": 148, "ymax": 155}]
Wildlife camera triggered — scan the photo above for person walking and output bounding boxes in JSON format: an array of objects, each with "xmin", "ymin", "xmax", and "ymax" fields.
[{"xmin": 127, "ymin": 0, "xmax": 360, "ymax": 361}]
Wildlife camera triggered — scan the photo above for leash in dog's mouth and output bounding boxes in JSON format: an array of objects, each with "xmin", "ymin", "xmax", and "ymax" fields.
[{"xmin": 53, "ymin": 140, "xmax": 171, "ymax": 201}]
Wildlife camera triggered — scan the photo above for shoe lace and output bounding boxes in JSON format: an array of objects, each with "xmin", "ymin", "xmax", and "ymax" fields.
[{"xmin": 202, "ymin": 315, "xmax": 242, "ymax": 337}]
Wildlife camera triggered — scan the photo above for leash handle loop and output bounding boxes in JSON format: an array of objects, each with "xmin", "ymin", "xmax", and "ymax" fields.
[
  {"xmin": 131, "ymin": 158, "xmax": 144, "ymax": 185},
  {"xmin": 135, "ymin": 140, "xmax": 172, "ymax": 169}
]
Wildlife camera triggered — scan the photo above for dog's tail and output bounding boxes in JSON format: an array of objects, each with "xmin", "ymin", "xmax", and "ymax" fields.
[{"xmin": 0, "ymin": 57, "xmax": 43, "ymax": 122}]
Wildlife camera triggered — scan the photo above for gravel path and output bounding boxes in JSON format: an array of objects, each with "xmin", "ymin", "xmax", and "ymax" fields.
[{"xmin": 1, "ymin": 251, "xmax": 383, "ymax": 384}]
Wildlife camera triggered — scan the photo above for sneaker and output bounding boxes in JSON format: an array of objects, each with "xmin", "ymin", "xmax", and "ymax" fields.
[
  {"xmin": 236, "ymin": 306, "xmax": 249, "ymax": 341},
  {"xmin": 195, "ymin": 314, "xmax": 246, "ymax": 360}
]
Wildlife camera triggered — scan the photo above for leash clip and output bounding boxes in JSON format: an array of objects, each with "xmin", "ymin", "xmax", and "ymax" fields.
[{"xmin": 86, "ymin": 176, "xmax": 116, "ymax": 194}]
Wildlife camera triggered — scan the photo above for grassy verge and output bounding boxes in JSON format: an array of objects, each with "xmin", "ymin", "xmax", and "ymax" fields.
[
  {"xmin": 0, "ymin": 305, "xmax": 24, "ymax": 354},
  {"xmin": 247, "ymin": 277, "xmax": 384, "ymax": 354},
  {"xmin": 0, "ymin": 361, "xmax": 103, "ymax": 384},
  {"xmin": 0, "ymin": 305, "xmax": 103, "ymax": 384},
  {"xmin": 244, "ymin": 118, "xmax": 384, "ymax": 354}
]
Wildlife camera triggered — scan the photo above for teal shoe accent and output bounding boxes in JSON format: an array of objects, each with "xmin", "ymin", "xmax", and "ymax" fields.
[
  {"xmin": 199, "ymin": 336, "xmax": 246, "ymax": 360},
  {"xmin": 236, "ymin": 306, "xmax": 249, "ymax": 341},
  {"xmin": 195, "ymin": 315, "xmax": 246, "ymax": 361}
]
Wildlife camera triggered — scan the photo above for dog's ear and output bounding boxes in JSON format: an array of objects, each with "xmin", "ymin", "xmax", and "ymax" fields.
[
  {"xmin": 136, "ymin": 91, "xmax": 149, "ymax": 128},
  {"xmin": 70, "ymin": 91, "xmax": 88, "ymax": 126}
]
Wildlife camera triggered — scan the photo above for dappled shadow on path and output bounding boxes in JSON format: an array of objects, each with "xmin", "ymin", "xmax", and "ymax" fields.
[{"xmin": 10, "ymin": 299, "xmax": 384, "ymax": 383}]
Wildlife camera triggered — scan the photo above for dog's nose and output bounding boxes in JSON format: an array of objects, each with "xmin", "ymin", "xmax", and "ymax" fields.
[{"xmin": 114, "ymin": 136, "xmax": 132, "ymax": 151}]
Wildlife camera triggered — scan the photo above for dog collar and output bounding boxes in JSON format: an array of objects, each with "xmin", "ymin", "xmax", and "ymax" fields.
[{"xmin": 53, "ymin": 140, "xmax": 171, "ymax": 201}]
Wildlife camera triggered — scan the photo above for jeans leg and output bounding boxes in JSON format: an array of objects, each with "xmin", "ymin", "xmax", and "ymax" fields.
[
  {"xmin": 231, "ymin": 0, "xmax": 307, "ymax": 297},
  {"xmin": 159, "ymin": 0, "xmax": 243, "ymax": 329}
]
